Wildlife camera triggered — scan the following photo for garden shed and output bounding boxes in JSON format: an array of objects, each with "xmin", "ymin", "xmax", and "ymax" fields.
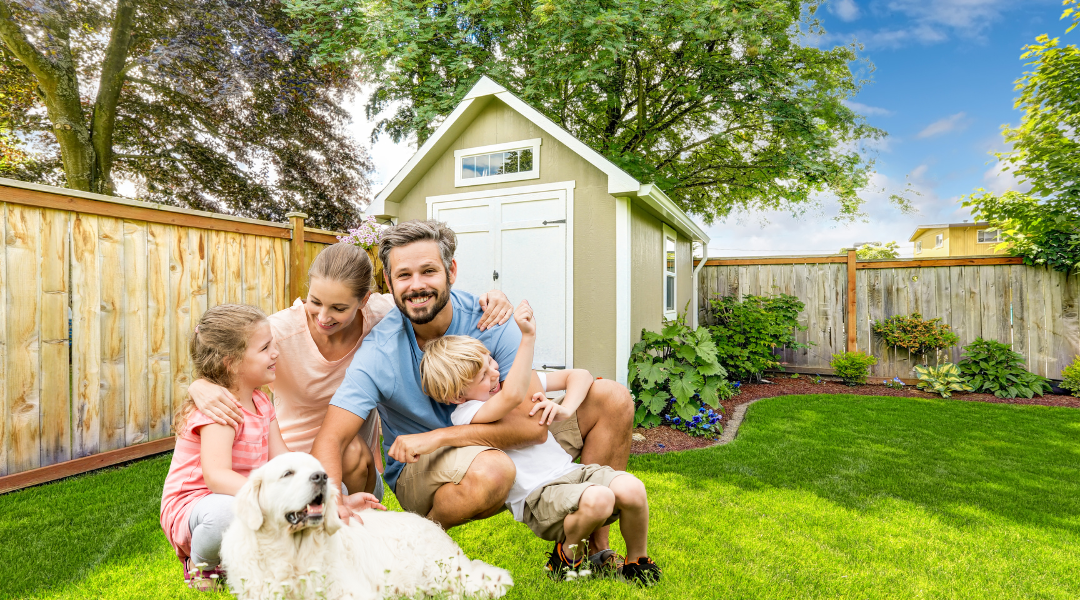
[{"xmin": 368, "ymin": 76, "xmax": 710, "ymax": 384}]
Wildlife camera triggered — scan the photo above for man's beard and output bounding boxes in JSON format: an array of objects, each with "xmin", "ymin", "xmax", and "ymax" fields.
[{"xmin": 393, "ymin": 279, "xmax": 452, "ymax": 325}]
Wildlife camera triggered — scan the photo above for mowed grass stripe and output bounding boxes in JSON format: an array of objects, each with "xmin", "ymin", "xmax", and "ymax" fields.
[{"xmin": 2, "ymin": 394, "xmax": 1078, "ymax": 599}]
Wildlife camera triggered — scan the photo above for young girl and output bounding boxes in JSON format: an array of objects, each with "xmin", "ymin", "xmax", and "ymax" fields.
[{"xmin": 159, "ymin": 304, "xmax": 289, "ymax": 590}]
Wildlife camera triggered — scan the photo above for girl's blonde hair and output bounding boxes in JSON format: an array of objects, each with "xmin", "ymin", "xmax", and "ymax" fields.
[
  {"xmin": 173, "ymin": 303, "xmax": 268, "ymax": 434},
  {"xmin": 420, "ymin": 336, "xmax": 490, "ymax": 403},
  {"xmin": 308, "ymin": 242, "xmax": 374, "ymax": 301}
]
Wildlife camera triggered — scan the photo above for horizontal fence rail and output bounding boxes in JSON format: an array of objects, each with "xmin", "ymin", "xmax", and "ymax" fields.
[
  {"xmin": 697, "ymin": 253, "xmax": 1078, "ymax": 381},
  {"xmin": 0, "ymin": 178, "xmax": 340, "ymax": 487}
]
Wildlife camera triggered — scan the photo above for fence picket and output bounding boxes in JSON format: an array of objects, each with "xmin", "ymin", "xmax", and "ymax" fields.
[
  {"xmin": 71, "ymin": 214, "xmax": 101, "ymax": 458},
  {"xmin": 147, "ymin": 223, "xmax": 171, "ymax": 439},
  {"xmin": 0, "ymin": 204, "xmax": 7, "ymax": 475},
  {"xmin": 40, "ymin": 210, "xmax": 70, "ymax": 466},
  {"xmin": 6, "ymin": 205, "xmax": 41, "ymax": 472},
  {"xmin": 124, "ymin": 221, "xmax": 149, "ymax": 446},
  {"xmin": 170, "ymin": 227, "xmax": 191, "ymax": 422},
  {"xmin": 99, "ymin": 217, "xmax": 126, "ymax": 452}
]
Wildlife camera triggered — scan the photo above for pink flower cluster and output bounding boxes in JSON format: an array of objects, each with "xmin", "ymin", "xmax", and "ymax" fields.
[{"xmin": 337, "ymin": 216, "xmax": 383, "ymax": 249}]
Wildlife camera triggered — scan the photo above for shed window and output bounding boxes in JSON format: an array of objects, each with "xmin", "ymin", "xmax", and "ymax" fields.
[
  {"xmin": 915, "ymin": 241, "xmax": 923, "ymax": 254},
  {"xmin": 978, "ymin": 229, "xmax": 999, "ymax": 243},
  {"xmin": 935, "ymin": 234, "xmax": 944, "ymax": 249},
  {"xmin": 455, "ymin": 139, "xmax": 541, "ymax": 187},
  {"xmin": 663, "ymin": 225, "xmax": 677, "ymax": 318}
]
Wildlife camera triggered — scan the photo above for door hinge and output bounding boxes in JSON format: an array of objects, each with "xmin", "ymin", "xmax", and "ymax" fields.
[
  {"xmin": 542, "ymin": 365, "xmax": 566, "ymax": 370},
  {"xmin": 493, "ymin": 270, "xmax": 499, "ymax": 280},
  {"xmin": 542, "ymin": 219, "xmax": 566, "ymax": 226}
]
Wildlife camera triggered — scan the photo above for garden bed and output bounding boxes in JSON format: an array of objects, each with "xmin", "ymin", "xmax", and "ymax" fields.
[{"xmin": 630, "ymin": 376, "xmax": 1080, "ymax": 455}]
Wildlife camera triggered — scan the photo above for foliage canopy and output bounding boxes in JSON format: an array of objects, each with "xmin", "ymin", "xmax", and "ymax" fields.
[{"xmin": 286, "ymin": 0, "xmax": 893, "ymax": 223}]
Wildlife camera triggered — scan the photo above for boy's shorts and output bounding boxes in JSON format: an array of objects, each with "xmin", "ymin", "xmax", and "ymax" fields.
[
  {"xmin": 395, "ymin": 413, "xmax": 584, "ymax": 517},
  {"xmin": 520, "ymin": 464, "xmax": 628, "ymax": 542}
]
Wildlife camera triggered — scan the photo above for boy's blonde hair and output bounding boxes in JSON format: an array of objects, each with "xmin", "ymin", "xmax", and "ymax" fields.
[{"xmin": 420, "ymin": 335, "xmax": 490, "ymax": 403}]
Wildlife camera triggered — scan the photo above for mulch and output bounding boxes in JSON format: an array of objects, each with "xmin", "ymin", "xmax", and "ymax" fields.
[{"xmin": 630, "ymin": 375, "xmax": 1080, "ymax": 455}]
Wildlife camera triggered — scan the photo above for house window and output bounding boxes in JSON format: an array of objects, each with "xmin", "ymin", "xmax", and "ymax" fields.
[
  {"xmin": 663, "ymin": 225, "xmax": 677, "ymax": 318},
  {"xmin": 978, "ymin": 229, "xmax": 1000, "ymax": 243},
  {"xmin": 915, "ymin": 241, "xmax": 922, "ymax": 254},
  {"xmin": 935, "ymin": 234, "xmax": 944, "ymax": 249},
  {"xmin": 454, "ymin": 139, "xmax": 541, "ymax": 187}
]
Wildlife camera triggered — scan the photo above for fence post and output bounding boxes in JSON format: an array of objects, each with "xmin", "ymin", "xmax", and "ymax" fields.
[
  {"xmin": 846, "ymin": 248, "xmax": 857, "ymax": 352},
  {"xmin": 287, "ymin": 212, "xmax": 307, "ymax": 302}
]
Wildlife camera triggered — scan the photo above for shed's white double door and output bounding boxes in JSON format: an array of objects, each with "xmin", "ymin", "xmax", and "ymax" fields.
[{"xmin": 429, "ymin": 185, "xmax": 572, "ymax": 371}]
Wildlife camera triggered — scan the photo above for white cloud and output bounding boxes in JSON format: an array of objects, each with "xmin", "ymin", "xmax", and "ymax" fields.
[
  {"xmin": 823, "ymin": 0, "xmax": 1023, "ymax": 49},
  {"xmin": 981, "ymin": 162, "xmax": 1032, "ymax": 195},
  {"xmin": 917, "ymin": 112, "xmax": 968, "ymax": 138},
  {"xmin": 830, "ymin": 0, "xmax": 862, "ymax": 22},
  {"xmin": 343, "ymin": 87, "xmax": 417, "ymax": 189},
  {"xmin": 843, "ymin": 99, "xmax": 894, "ymax": 116}
]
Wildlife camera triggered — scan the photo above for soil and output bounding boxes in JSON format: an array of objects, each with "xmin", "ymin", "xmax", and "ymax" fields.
[{"xmin": 630, "ymin": 375, "xmax": 1080, "ymax": 455}]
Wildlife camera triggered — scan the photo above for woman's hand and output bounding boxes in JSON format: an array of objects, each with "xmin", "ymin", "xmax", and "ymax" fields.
[
  {"xmin": 188, "ymin": 379, "xmax": 243, "ymax": 427},
  {"xmin": 529, "ymin": 393, "xmax": 572, "ymax": 425},
  {"xmin": 477, "ymin": 290, "xmax": 513, "ymax": 331}
]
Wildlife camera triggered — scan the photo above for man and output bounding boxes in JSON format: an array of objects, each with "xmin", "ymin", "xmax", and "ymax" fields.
[{"xmin": 310, "ymin": 219, "xmax": 634, "ymax": 565}]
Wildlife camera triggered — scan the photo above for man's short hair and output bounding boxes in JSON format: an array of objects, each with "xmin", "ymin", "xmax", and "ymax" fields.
[
  {"xmin": 378, "ymin": 220, "xmax": 457, "ymax": 275},
  {"xmin": 420, "ymin": 336, "xmax": 490, "ymax": 403}
]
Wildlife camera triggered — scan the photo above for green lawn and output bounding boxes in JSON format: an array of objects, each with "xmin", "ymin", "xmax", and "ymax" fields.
[{"xmin": 3, "ymin": 394, "xmax": 1079, "ymax": 599}]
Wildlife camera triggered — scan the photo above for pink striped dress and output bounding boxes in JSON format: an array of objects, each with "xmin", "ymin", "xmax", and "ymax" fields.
[{"xmin": 160, "ymin": 390, "xmax": 276, "ymax": 561}]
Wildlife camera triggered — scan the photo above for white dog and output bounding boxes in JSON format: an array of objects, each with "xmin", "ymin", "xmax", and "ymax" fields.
[{"xmin": 221, "ymin": 452, "xmax": 512, "ymax": 600}]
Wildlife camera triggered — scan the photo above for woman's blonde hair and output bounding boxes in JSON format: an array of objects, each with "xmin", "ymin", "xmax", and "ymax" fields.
[
  {"xmin": 173, "ymin": 304, "xmax": 268, "ymax": 434},
  {"xmin": 420, "ymin": 336, "xmax": 490, "ymax": 403},
  {"xmin": 308, "ymin": 243, "xmax": 374, "ymax": 301}
]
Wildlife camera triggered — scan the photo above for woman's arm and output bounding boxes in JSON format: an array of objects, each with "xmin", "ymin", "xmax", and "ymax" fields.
[
  {"xmin": 199, "ymin": 424, "xmax": 248, "ymax": 496},
  {"xmin": 476, "ymin": 290, "xmax": 513, "ymax": 331},
  {"xmin": 189, "ymin": 379, "xmax": 244, "ymax": 427},
  {"xmin": 267, "ymin": 420, "xmax": 289, "ymax": 459}
]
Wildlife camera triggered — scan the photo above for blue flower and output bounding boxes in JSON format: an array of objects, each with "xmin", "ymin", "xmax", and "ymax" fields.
[
  {"xmin": 733, "ymin": 382, "xmax": 741, "ymax": 388},
  {"xmin": 657, "ymin": 443, "xmax": 666, "ymax": 448}
]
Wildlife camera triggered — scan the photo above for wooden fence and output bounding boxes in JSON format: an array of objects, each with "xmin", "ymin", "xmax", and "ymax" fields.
[
  {"xmin": 0, "ymin": 178, "xmax": 340, "ymax": 491},
  {"xmin": 697, "ymin": 253, "xmax": 1079, "ymax": 381}
]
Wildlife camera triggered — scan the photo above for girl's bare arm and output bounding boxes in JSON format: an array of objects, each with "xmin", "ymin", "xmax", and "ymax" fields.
[{"xmin": 200, "ymin": 424, "xmax": 248, "ymax": 496}]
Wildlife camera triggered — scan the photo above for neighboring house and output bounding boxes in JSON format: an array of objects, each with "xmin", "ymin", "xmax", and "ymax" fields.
[
  {"xmin": 368, "ymin": 76, "xmax": 710, "ymax": 384},
  {"xmin": 909, "ymin": 222, "xmax": 1008, "ymax": 258}
]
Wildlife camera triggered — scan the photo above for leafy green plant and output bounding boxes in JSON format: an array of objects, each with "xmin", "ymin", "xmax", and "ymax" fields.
[
  {"xmin": 958, "ymin": 338, "xmax": 1052, "ymax": 399},
  {"xmin": 1061, "ymin": 356, "xmax": 1080, "ymax": 397},
  {"xmin": 704, "ymin": 294, "xmax": 810, "ymax": 382},
  {"xmin": 628, "ymin": 317, "xmax": 734, "ymax": 429},
  {"xmin": 829, "ymin": 352, "xmax": 878, "ymax": 386},
  {"xmin": 914, "ymin": 363, "xmax": 975, "ymax": 398},
  {"xmin": 871, "ymin": 313, "xmax": 960, "ymax": 359}
]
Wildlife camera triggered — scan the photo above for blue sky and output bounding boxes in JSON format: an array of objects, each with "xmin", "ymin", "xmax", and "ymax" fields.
[{"xmin": 351, "ymin": 0, "xmax": 1072, "ymax": 257}]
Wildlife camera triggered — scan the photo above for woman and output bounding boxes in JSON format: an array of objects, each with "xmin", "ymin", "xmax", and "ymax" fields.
[{"xmin": 188, "ymin": 243, "xmax": 512, "ymax": 502}]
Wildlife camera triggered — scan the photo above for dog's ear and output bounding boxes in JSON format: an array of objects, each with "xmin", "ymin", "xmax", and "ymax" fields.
[
  {"xmin": 324, "ymin": 487, "xmax": 343, "ymax": 535},
  {"xmin": 234, "ymin": 470, "xmax": 265, "ymax": 530}
]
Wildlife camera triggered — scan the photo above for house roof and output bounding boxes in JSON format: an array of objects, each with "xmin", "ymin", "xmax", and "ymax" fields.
[
  {"xmin": 908, "ymin": 222, "xmax": 992, "ymax": 242},
  {"xmin": 369, "ymin": 76, "xmax": 709, "ymax": 243}
]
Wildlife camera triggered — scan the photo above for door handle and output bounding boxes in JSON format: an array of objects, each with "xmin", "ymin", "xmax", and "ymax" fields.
[{"xmin": 493, "ymin": 270, "xmax": 499, "ymax": 280}]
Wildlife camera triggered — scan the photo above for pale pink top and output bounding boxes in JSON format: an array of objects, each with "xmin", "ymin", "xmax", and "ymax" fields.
[
  {"xmin": 160, "ymin": 390, "xmax": 276, "ymax": 561},
  {"xmin": 268, "ymin": 295, "xmax": 395, "ymax": 463}
]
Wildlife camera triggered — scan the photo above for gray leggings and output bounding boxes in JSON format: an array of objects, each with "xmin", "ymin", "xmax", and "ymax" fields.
[{"xmin": 188, "ymin": 494, "xmax": 234, "ymax": 568}]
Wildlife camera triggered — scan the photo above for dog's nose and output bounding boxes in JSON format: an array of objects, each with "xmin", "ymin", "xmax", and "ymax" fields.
[{"xmin": 311, "ymin": 471, "xmax": 327, "ymax": 485}]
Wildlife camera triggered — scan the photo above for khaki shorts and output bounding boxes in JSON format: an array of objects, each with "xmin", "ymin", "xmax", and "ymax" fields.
[
  {"xmin": 520, "ymin": 464, "xmax": 628, "ymax": 542},
  {"xmin": 395, "ymin": 412, "xmax": 584, "ymax": 517}
]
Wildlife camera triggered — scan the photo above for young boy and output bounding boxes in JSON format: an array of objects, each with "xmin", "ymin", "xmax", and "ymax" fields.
[{"xmin": 418, "ymin": 300, "xmax": 661, "ymax": 585}]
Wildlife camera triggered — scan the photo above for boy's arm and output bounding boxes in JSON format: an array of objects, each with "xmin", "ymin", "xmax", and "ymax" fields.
[
  {"xmin": 470, "ymin": 300, "xmax": 536, "ymax": 424},
  {"xmin": 267, "ymin": 420, "xmax": 290, "ymax": 459},
  {"xmin": 538, "ymin": 368, "xmax": 594, "ymax": 415},
  {"xmin": 200, "ymin": 424, "xmax": 248, "ymax": 496}
]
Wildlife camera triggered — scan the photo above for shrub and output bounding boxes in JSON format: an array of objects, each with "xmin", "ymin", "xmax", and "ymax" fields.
[
  {"xmin": 628, "ymin": 317, "xmax": 734, "ymax": 429},
  {"xmin": 914, "ymin": 363, "xmax": 974, "ymax": 398},
  {"xmin": 705, "ymin": 294, "xmax": 810, "ymax": 382},
  {"xmin": 958, "ymin": 338, "xmax": 1052, "ymax": 399},
  {"xmin": 829, "ymin": 351, "xmax": 877, "ymax": 385},
  {"xmin": 1062, "ymin": 356, "xmax": 1080, "ymax": 397},
  {"xmin": 871, "ymin": 313, "xmax": 959, "ymax": 358}
]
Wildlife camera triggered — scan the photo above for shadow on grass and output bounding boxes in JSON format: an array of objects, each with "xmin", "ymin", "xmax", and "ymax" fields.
[{"xmin": 631, "ymin": 394, "xmax": 1080, "ymax": 532}]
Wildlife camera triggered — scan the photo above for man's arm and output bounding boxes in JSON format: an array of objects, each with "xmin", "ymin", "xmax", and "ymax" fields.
[{"xmin": 310, "ymin": 406, "xmax": 366, "ymax": 492}]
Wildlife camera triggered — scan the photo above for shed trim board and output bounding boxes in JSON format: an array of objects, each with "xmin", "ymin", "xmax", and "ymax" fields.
[
  {"xmin": 616, "ymin": 196, "xmax": 631, "ymax": 386},
  {"xmin": 426, "ymin": 181, "xmax": 576, "ymax": 373}
]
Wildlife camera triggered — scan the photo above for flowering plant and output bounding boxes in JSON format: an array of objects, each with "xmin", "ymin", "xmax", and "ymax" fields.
[
  {"xmin": 883, "ymin": 377, "xmax": 905, "ymax": 390},
  {"xmin": 663, "ymin": 403, "xmax": 723, "ymax": 438},
  {"xmin": 337, "ymin": 215, "xmax": 383, "ymax": 249}
]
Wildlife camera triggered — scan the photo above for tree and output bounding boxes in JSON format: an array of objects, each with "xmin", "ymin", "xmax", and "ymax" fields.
[
  {"xmin": 285, "ymin": 0, "xmax": 893, "ymax": 224},
  {"xmin": 962, "ymin": 0, "xmax": 1079, "ymax": 272},
  {"xmin": 843, "ymin": 241, "xmax": 899, "ymax": 260},
  {"xmin": 0, "ymin": 0, "xmax": 372, "ymax": 230}
]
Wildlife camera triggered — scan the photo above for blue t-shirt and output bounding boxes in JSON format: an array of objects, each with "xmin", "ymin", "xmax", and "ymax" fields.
[{"xmin": 329, "ymin": 288, "xmax": 521, "ymax": 491}]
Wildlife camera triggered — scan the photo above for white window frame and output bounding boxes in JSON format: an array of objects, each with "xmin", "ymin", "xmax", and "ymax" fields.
[
  {"xmin": 978, "ymin": 229, "xmax": 999, "ymax": 243},
  {"xmin": 454, "ymin": 138, "xmax": 542, "ymax": 188},
  {"xmin": 915, "ymin": 241, "xmax": 923, "ymax": 254},
  {"xmin": 662, "ymin": 224, "xmax": 678, "ymax": 320},
  {"xmin": 935, "ymin": 234, "xmax": 944, "ymax": 249}
]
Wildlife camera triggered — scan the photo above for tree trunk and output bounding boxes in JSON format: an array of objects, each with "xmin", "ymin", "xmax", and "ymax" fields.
[{"xmin": 90, "ymin": 0, "xmax": 137, "ymax": 196}]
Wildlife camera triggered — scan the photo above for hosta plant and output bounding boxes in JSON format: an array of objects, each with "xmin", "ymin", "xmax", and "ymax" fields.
[
  {"xmin": 1061, "ymin": 357, "xmax": 1080, "ymax": 397},
  {"xmin": 914, "ymin": 363, "xmax": 974, "ymax": 398},
  {"xmin": 958, "ymin": 338, "xmax": 1052, "ymax": 399},
  {"xmin": 628, "ymin": 317, "xmax": 734, "ymax": 429}
]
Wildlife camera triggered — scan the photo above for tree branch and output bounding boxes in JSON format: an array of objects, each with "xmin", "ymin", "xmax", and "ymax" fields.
[
  {"xmin": 91, "ymin": 0, "xmax": 138, "ymax": 194},
  {"xmin": 0, "ymin": 1, "xmax": 57, "ymax": 81}
]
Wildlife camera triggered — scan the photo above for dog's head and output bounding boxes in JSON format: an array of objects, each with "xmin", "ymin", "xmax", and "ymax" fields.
[{"xmin": 234, "ymin": 452, "xmax": 343, "ymax": 535}]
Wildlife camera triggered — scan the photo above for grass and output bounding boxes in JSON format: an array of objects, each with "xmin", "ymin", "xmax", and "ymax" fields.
[{"xmin": 2, "ymin": 393, "xmax": 1079, "ymax": 599}]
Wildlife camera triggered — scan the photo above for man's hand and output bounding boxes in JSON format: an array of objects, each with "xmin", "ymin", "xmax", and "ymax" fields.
[
  {"xmin": 388, "ymin": 431, "xmax": 442, "ymax": 464},
  {"xmin": 514, "ymin": 299, "xmax": 536, "ymax": 337},
  {"xmin": 335, "ymin": 490, "xmax": 387, "ymax": 525},
  {"xmin": 529, "ymin": 393, "xmax": 573, "ymax": 425}
]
